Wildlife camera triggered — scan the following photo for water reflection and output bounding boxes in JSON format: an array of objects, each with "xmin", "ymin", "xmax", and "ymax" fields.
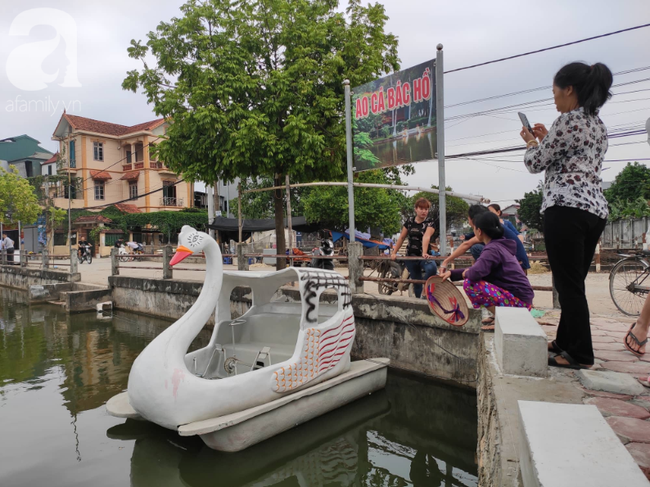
[
  {"xmin": 369, "ymin": 131, "xmax": 437, "ymax": 167},
  {"xmin": 0, "ymin": 293, "xmax": 477, "ymax": 487}
]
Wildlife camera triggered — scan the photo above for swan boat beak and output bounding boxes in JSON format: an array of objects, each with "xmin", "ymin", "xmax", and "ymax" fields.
[{"xmin": 170, "ymin": 245, "xmax": 193, "ymax": 266}]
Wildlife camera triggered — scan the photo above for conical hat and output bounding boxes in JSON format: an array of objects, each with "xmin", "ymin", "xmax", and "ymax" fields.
[{"xmin": 425, "ymin": 276, "xmax": 469, "ymax": 326}]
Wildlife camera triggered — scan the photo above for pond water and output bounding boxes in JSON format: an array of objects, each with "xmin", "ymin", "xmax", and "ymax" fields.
[
  {"xmin": 368, "ymin": 131, "xmax": 437, "ymax": 169},
  {"xmin": 0, "ymin": 288, "xmax": 478, "ymax": 486}
]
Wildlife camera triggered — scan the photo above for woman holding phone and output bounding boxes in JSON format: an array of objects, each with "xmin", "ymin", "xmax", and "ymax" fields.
[{"xmin": 520, "ymin": 62, "xmax": 613, "ymax": 369}]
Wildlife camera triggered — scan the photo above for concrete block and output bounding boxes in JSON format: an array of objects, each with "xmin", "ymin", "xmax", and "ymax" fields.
[
  {"xmin": 578, "ymin": 369, "xmax": 647, "ymax": 396},
  {"xmin": 518, "ymin": 400, "xmax": 650, "ymax": 487},
  {"xmin": 494, "ymin": 307, "xmax": 547, "ymax": 377}
]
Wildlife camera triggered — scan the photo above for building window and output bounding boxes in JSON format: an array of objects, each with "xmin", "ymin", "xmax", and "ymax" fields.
[
  {"xmin": 129, "ymin": 181, "xmax": 138, "ymax": 199},
  {"xmin": 64, "ymin": 182, "xmax": 77, "ymax": 199},
  {"xmin": 162, "ymin": 180, "xmax": 177, "ymax": 206},
  {"xmin": 126, "ymin": 150, "xmax": 132, "ymax": 164},
  {"xmin": 69, "ymin": 140, "xmax": 76, "ymax": 168},
  {"xmin": 104, "ymin": 233, "xmax": 124, "ymax": 246},
  {"xmin": 48, "ymin": 165, "xmax": 53, "ymax": 175},
  {"xmin": 93, "ymin": 142, "xmax": 103, "ymax": 161},
  {"xmin": 94, "ymin": 181, "xmax": 105, "ymax": 200},
  {"xmin": 54, "ymin": 233, "xmax": 67, "ymax": 246}
]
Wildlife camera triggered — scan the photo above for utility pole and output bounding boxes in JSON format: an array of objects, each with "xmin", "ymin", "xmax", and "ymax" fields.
[{"xmin": 207, "ymin": 184, "xmax": 215, "ymax": 239}]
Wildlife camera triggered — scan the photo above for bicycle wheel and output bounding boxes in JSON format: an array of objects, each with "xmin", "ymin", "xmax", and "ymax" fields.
[
  {"xmin": 119, "ymin": 254, "xmax": 130, "ymax": 263},
  {"xmin": 377, "ymin": 262, "xmax": 400, "ymax": 295},
  {"xmin": 609, "ymin": 257, "xmax": 650, "ymax": 316}
]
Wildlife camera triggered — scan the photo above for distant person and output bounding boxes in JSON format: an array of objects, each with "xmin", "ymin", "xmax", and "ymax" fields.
[
  {"xmin": 391, "ymin": 198, "xmax": 437, "ymax": 299},
  {"xmin": 440, "ymin": 205, "xmax": 530, "ymax": 273},
  {"xmin": 439, "ymin": 212, "xmax": 534, "ymax": 331},
  {"xmin": 521, "ymin": 62, "xmax": 613, "ymax": 369},
  {"xmin": 1, "ymin": 233, "xmax": 15, "ymax": 263},
  {"xmin": 487, "ymin": 204, "xmax": 524, "ymax": 243}
]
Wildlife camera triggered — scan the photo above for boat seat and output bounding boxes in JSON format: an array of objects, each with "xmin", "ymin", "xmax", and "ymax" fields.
[{"xmin": 222, "ymin": 341, "xmax": 296, "ymax": 366}]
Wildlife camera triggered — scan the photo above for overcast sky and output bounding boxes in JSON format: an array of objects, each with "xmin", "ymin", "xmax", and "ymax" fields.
[{"xmin": 1, "ymin": 0, "xmax": 649, "ymax": 205}]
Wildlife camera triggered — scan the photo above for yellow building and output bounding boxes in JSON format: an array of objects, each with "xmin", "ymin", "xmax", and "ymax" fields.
[{"xmin": 51, "ymin": 112, "xmax": 193, "ymax": 213}]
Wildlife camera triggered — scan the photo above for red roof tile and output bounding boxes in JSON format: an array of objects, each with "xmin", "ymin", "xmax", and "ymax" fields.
[
  {"xmin": 114, "ymin": 203, "xmax": 142, "ymax": 214},
  {"xmin": 42, "ymin": 152, "xmax": 59, "ymax": 165},
  {"xmin": 120, "ymin": 171, "xmax": 140, "ymax": 181},
  {"xmin": 74, "ymin": 215, "xmax": 113, "ymax": 224},
  {"xmin": 64, "ymin": 114, "xmax": 165, "ymax": 137},
  {"xmin": 90, "ymin": 170, "xmax": 112, "ymax": 180}
]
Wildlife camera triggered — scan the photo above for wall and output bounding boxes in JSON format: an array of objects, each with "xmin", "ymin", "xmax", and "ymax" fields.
[
  {"xmin": 0, "ymin": 264, "xmax": 79, "ymax": 290},
  {"xmin": 601, "ymin": 217, "xmax": 650, "ymax": 249},
  {"xmin": 108, "ymin": 276, "xmax": 481, "ymax": 385}
]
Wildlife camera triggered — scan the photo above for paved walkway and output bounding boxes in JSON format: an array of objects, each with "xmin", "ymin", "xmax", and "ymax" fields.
[{"xmin": 538, "ymin": 311, "xmax": 650, "ymax": 479}]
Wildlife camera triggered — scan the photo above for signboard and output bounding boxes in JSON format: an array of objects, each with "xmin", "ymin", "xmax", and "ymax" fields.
[{"xmin": 352, "ymin": 59, "xmax": 436, "ymax": 172}]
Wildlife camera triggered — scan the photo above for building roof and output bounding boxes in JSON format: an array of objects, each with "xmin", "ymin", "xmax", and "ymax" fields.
[
  {"xmin": 74, "ymin": 215, "xmax": 113, "ymax": 224},
  {"xmin": 0, "ymin": 135, "xmax": 54, "ymax": 163},
  {"xmin": 114, "ymin": 203, "xmax": 142, "ymax": 214},
  {"xmin": 42, "ymin": 152, "xmax": 59, "ymax": 165},
  {"xmin": 120, "ymin": 171, "xmax": 140, "ymax": 181},
  {"xmin": 56, "ymin": 113, "xmax": 166, "ymax": 138},
  {"xmin": 90, "ymin": 170, "xmax": 112, "ymax": 180}
]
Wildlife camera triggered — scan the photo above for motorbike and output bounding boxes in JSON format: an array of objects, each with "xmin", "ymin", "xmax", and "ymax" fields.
[
  {"xmin": 310, "ymin": 238, "xmax": 334, "ymax": 270},
  {"xmin": 78, "ymin": 244, "xmax": 93, "ymax": 264}
]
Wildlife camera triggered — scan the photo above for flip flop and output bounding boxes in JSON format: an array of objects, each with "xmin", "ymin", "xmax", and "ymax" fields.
[
  {"xmin": 481, "ymin": 324, "xmax": 495, "ymax": 332},
  {"xmin": 548, "ymin": 351, "xmax": 585, "ymax": 370},
  {"xmin": 624, "ymin": 322, "xmax": 648, "ymax": 357},
  {"xmin": 481, "ymin": 316, "xmax": 495, "ymax": 326}
]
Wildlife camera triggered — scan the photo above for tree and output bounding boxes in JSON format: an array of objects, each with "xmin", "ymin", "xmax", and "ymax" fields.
[
  {"xmin": 302, "ymin": 169, "xmax": 404, "ymax": 236},
  {"xmin": 0, "ymin": 167, "xmax": 41, "ymax": 226},
  {"xmin": 517, "ymin": 182, "xmax": 544, "ymax": 232},
  {"xmin": 605, "ymin": 162, "xmax": 650, "ymax": 204},
  {"xmin": 123, "ymin": 0, "xmax": 399, "ymax": 268}
]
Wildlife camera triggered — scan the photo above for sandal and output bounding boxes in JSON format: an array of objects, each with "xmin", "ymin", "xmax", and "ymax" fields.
[
  {"xmin": 624, "ymin": 322, "xmax": 648, "ymax": 357},
  {"xmin": 481, "ymin": 324, "xmax": 495, "ymax": 332},
  {"xmin": 548, "ymin": 340, "xmax": 563, "ymax": 354},
  {"xmin": 481, "ymin": 316, "xmax": 495, "ymax": 326},
  {"xmin": 548, "ymin": 351, "xmax": 587, "ymax": 370}
]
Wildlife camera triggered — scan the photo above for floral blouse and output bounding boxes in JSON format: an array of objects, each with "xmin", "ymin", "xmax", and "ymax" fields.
[{"xmin": 524, "ymin": 107, "xmax": 609, "ymax": 219}]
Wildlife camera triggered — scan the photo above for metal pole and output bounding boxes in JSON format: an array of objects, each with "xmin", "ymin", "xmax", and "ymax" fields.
[
  {"xmin": 207, "ymin": 184, "xmax": 215, "ymax": 239},
  {"xmin": 436, "ymin": 45, "xmax": 447, "ymax": 256},
  {"xmin": 238, "ymin": 182, "xmax": 243, "ymax": 243},
  {"xmin": 285, "ymin": 175, "xmax": 293, "ymax": 250},
  {"xmin": 344, "ymin": 79, "xmax": 356, "ymax": 242}
]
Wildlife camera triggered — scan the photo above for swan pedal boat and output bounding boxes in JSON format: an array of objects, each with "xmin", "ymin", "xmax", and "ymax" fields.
[{"xmin": 106, "ymin": 226, "xmax": 388, "ymax": 452}]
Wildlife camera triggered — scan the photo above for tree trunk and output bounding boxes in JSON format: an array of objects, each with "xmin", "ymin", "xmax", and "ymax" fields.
[{"xmin": 274, "ymin": 175, "xmax": 286, "ymax": 270}]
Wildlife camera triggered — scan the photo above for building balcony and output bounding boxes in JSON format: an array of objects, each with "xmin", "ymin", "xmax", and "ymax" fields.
[
  {"xmin": 150, "ymin": 161, "xmax": 163, "ymax": 169},
  {"xmin": 134, "ymin": 161, "xmax": 144, "ymax": 169},
  {"xmin": 160, "ymin": 197, "xmax": 184, "ymax": 207},
  {"xmin": 122, "ymin": 164, "xmax": 133, "ymax": 171}
]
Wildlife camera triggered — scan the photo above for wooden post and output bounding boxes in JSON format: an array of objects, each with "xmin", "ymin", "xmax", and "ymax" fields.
[
  {"xmin": 237, "ymin": 243, "xmax": 249, "ymax": 271},
  {"xmin": 595, "ymin": 241, "xmax": 601, "ymax": 273},
  {"xmin": 42, "ymin": 249, "xmax": 49, "ymax": 269},
  {"xmin": 162, "ymin": 245, "xmax": 173, "ymax": 279},
  {"xmin": 111, "ymin": 248, "xmax": 119, "ymax": 276},
  {"xmin": 70, "ymin": 249, "xmax": 78, "ymax": 275},
  {"xmin": 238, "ymin": 183, "xmax": 243, "ymax": 243},
  {"xmin": 20, "ymin": 250, "xmax": 27, "ymax": 268}
]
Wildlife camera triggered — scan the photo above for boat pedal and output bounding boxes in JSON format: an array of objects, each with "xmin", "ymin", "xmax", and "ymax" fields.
[{"xmin": 251, "ymin": 347, "xmax": 272, "ymax": 371}]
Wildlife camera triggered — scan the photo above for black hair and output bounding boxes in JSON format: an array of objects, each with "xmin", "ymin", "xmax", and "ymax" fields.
[
  {"xmin": 488, "ymin": 203, "xmax": 501, "ymax": 215},
  {"xmin": 473, "ymin": 212, "xmax": 504, "ymax": 240},
  {"xmin": 468, "ymin": 204, "xmax": 489, "ymax": 221},
  {"xmin": 553, "ymin": 62, "xmax": 613, "ymax": 116}
]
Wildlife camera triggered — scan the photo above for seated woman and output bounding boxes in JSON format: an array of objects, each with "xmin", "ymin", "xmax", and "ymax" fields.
[
  {"xmin": 439, "ymin": 212, "xmax": 534, "ymax": 331},
  {"xmin": 391, "ymin": 197, "xmax": 437, "ymax": 298}
]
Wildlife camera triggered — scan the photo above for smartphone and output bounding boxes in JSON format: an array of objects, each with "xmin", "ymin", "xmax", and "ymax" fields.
[{"xmin": 518, "ymin": 112, "xmax": 534, "ymax": 134}]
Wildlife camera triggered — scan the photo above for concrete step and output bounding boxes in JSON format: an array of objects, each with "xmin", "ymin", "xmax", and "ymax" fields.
[
  {"xmin": 518, "ymin": 400, "xmax": 650, "ymax": 487},
  {"xmin": 495, "ymin": 307, "xmax": 547, "ymax": 377}
]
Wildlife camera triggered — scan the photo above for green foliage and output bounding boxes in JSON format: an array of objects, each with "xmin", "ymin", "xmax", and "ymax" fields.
[
  {"xmin": 0, "ymin": 166, "xmax": 41, "ymax": 225},
  {"xmin": 605, "ymin": 162, "xmax": 650, "ymax": 204},
  {"xmin": 608, "ymin": 196, "xmax": 650, "ymax": 220},
  {"xmin": 123, "ymin": 0, "xmax": 399, "ymax": 252},
  {"xmin": 517, "ymin": 182, "xmax": 544, "ymax": 231},
  {"xmin": 302, "ymin": 169, "xmax": 403, "ymax": 235}
]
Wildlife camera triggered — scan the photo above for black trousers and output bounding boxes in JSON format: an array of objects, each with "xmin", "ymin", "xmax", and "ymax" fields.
[
  {"xmin": 6, "ymin": 248, "xmax": 14, "ymax": 263},
  {"xmin": 544, "ymin": 206, "xmax": 606, "ymax": 365}
]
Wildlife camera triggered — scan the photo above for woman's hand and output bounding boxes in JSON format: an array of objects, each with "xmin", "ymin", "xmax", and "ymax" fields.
[
  {"xmin": 462, "ymin": 269, "xmax": 467, "ymax": 278},
  {"xmin": 520, "ymin": 126, "xmax": 536, "ymax": 143},
  {"xmin": 390, "ymin": 253, "xmax": 397, "ymax": 261},
  {"xmin": 532, "ymin": 123, "xmax": 548, "ymax": 141},
  {"xmin": 421, "ymin": 252, "xmax": 431, "ymax": 259},
  {"xmin": 439, "ymin": 259, "xmax": 449, "ymax": 272},
  {"xmin": 439, "ymin": 270, "xmax": 451, "ymax": 281}
]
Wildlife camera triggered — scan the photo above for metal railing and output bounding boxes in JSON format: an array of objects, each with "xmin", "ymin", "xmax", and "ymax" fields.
[{"xmin": 160, "ymin": 196, "xmax": 184, "ymax": 207}]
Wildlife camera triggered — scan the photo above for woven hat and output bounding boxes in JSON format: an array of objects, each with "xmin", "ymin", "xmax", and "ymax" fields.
[{"xmin": 425, "ymin": 276, "xmax": 469, "ymax": 326}]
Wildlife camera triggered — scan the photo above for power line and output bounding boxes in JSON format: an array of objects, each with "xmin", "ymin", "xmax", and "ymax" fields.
[
  {"xmin": 444, "ymin": 23, "xmax": 650, "ymax": 74},
  {"xmin": 73, "ymin": 178, "xmax": 186, "ymax": 211}
]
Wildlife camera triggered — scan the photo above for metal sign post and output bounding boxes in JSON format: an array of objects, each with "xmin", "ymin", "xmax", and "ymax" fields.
[
  {"xmin": 344, "ymin": 79, "xmax": 356, "ymax": 242},
  {"xmin": 436, "ymin": 44, "xmax": 447, "ymax": 256}
]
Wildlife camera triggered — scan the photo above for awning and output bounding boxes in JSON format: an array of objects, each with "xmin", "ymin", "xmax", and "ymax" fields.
[
  {"xmin": 120, "ymin": 170, "xmax": 140, "ymax": 181},
  {"xmin": 90, "ymin": 170, "xmax": 112, "ymax": 180},
  {"xmin": 207, "ymin": 216, "xmax": 323, "ymax": 242}
]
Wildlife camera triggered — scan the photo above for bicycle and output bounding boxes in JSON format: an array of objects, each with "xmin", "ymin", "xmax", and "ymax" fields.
[{"xmin": 609, "ymin": 250, "xmax": 650, "ymax": 316}]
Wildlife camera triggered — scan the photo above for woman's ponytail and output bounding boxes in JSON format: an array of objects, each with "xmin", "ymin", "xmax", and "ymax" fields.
[
  {"xmin": 473, "ymin": 212, "xmax": 504, "ymax": 240},
  {"xmin": 554, "ymin": 62, "xmax": 613, "ymax": 116}
]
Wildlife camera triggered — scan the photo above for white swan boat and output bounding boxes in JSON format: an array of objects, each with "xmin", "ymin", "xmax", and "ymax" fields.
[{"xmin": 106, "ymin": 225, "xmax": 388, "ymax": 451}]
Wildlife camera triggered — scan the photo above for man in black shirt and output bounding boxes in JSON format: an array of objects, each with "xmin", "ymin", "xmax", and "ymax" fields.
[{"xmin": 391, "ymin": 198, "xmax": 437, "ymax": 298}]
